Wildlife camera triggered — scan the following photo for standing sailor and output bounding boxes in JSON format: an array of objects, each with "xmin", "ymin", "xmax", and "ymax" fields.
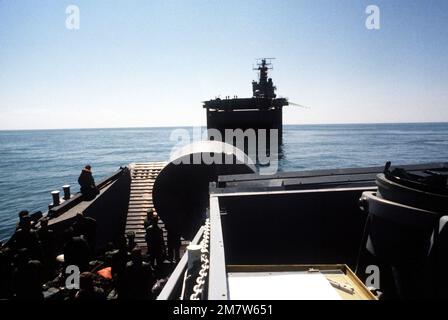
[
  {"xmin": 145, "ymin": 214, "xmax": 166, "ymax": 269},
  {"xmin": 166, "ymin": 225, "xmax": 181, "ymax": 263}
]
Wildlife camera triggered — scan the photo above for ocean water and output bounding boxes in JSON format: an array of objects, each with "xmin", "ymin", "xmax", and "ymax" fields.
[{"xmin": 1, "ymin": 123, "xmax": 447, "ymax": 241}]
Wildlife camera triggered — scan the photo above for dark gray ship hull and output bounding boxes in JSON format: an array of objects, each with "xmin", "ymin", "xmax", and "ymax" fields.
[{"xmin": 206, "ymin": 106, "xmax": 283, "ymax": 144}]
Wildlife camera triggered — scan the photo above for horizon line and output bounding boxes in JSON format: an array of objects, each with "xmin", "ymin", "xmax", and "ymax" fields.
[{"xmin": 0, "ymin": 121, "xmax": 447, "ymax": 132}]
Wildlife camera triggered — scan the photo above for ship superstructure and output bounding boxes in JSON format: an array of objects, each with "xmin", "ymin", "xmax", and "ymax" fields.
[{"xmin": 203, "ymin": 59, "xmax": 289, "ymax": 144}]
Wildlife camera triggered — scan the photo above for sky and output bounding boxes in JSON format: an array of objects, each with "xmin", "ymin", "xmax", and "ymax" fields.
[{"xmin": 0, "ymin": 0, "xmax": 447, "ymax": 130}]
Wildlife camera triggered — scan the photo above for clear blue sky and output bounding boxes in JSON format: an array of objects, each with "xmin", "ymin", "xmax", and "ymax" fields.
[{"xmin": 1, "ymin": 0, "xmax": 447, "ymax": 129}]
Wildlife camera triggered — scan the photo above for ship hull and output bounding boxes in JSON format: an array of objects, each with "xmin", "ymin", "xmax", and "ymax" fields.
[{"xmin": 206, "ymin": 107, "xmax": 283, "ymax": 145}]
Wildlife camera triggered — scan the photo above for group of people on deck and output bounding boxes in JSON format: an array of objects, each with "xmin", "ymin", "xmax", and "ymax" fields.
[
  {"xmin": 0, "ymin": 165, "xmax": 181, "ymax": 300},
  {"xmin": 78, "ymin": 164, "xmax": 182, "ymax": 266}
]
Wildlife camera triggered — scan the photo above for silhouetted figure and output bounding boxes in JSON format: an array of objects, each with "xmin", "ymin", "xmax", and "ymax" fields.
[
  {"xmin": 63, "ymin": 233, "xmax": 91, "ymax": 272},
  {"xmin": 125, "ymin": 231, "xmax": 137, "ymax": 252},
  {"xmin": 74, "ymin": 272, "xmax": 106, "ymax": 300},
  {"xmin": 78, "ymin": 165, "xmax": 99, "ymax": 201},
  {"xmin": 145, "ymin": 215, "xmax": 166, "ymax": 268},
  {"xmin": 167, "ymin": 226, "xmax": 181, "ymax": 263},
  {"xmin": 144, "ymin": 208, "xmax": 156, "ymax": 230},
  {"xmin": 72, "ymin": 213, "xmax": 97, "ymax": 248},
  {"xmin": 16, "ymin": 210, "xmax": 31, "ymax": 230},
  {"xmin": 11, "ymin": 221, "xmax": 42, "ymax": 260},
  {"xmin": 121, "ymin": 247, "xmax": 155, "ymax": 299},
  {"xmin": 111, "ymin": 236, "xmax": 130, "ymax": 298},
  {"xmin": 37, "ymin": 218, "xmax": 56, "ymax": 279},
  {"xmin": 12, "ymin": 249, "xmax": 44, "ymax": 300}
]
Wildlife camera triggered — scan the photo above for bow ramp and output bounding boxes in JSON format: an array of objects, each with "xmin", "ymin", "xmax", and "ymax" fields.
[{"xmin": 126, "ymin": 162, "xmax": 166, "ymax": 246}]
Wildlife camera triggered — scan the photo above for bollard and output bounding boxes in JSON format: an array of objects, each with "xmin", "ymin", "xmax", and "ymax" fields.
[
  {"xmin": 62, "ymin": 185, "xmax": 71, "ymax": 200},
  {"xmin": 51, "ymin": 190, "xmax": 60, "ymax": 207},
  {"xmin": 182, "ymin": 244, "xmax": 202, "ymax": 299},
  {"xmin": 187, "ymin": 244, "xmax": 202, "ymax": 271}
]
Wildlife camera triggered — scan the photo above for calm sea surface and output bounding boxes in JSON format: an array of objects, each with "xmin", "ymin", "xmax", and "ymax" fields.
[{"xmin": 1, "ymin": 123, "xmax": 447, "ymax": 241}]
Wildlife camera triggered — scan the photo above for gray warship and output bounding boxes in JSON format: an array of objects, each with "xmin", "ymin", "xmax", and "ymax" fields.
[{"xmin": 203, "ymin": 58, "xmax": 288, "ymax": 144}]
